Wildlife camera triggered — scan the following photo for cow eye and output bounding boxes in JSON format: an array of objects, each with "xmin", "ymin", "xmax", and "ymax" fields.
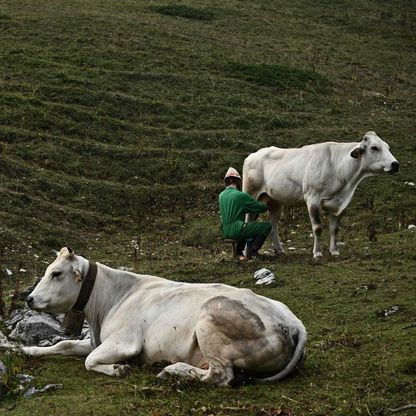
[
  {"xmin": 371, "ymin": 146, "xmax": 379, "ymax": 152},
  {"xmin": 51, "ymin": 271, "xmax": 61, "ymax": 279}
]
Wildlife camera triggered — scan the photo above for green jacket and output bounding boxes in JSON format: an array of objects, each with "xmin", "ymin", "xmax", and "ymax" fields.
[{"xmin": 219, "ymin": 187, "xmax": 268, "ymax": 239}]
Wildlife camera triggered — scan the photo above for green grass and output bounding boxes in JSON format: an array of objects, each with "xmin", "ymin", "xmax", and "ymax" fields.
[
  {"xmin": 1, "ymin": 229, "xmax": 415, "ymax": 415},
  {"xmin": 0, "ymin": 0, "xmax": 415, "ymax": 414},
  {"xmin": 150, "ymin": 5, "xmax": 215, "ymax": 21},
  {"xmin": 224, "ymin": 62, "xmax": 332, "ymax": 93}
]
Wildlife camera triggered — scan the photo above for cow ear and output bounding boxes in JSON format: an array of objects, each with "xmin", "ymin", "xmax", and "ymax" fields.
[
  {"xmin": 74, "ymin": 269, "xmax": 83, "ymax": 283},
  {"xmin": 350, "ymin": 147, "xmax": 365, "ymax": 159}
]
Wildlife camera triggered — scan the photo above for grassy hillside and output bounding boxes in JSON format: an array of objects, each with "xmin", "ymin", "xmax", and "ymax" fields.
[{"xmin": 0, "ymin": 0, "xmax": 415, "ymax": 415}]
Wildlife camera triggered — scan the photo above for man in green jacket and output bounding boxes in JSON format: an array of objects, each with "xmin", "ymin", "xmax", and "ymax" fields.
[{"xmin": 219, "ymin": 167, "xmax": 272, "ymax": 261}]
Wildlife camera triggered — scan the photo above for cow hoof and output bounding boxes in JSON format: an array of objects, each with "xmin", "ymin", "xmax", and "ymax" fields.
[
  {"xmin": 312, "ymin": 254, "xmax": 324, "ymax": 263},
  {"xmin": 330, "ymin": 251, "xmax": 340, "ymax": 257},
  {"xmin": 156, "ymin": 369, "xmax": 167, "ymax": 379},
  {"xmin": 113, "ymin": 364, "xmax": 132, "ymax": 377},
  {"xmin": 313, "ymin": 252, "xmax": 323, "ymax": 259}
]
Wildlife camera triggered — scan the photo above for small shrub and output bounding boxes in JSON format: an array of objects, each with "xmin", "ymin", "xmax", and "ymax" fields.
[
  {"xmin": 225, "ymin": 62, "xmax": 331, "ymax": 93},
  {"xmin": 0, "ymin": 354, "xmax": 25, "ymax": 397}
]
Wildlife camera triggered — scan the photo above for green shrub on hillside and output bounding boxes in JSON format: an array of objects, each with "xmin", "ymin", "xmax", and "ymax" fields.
[
  {"xmin": 0, "ymin": 353, "xmax": 25, "ymax": 398},
  {"xmin": 225, "ymin": 62, "xmax": 331, "ymax": 93}
]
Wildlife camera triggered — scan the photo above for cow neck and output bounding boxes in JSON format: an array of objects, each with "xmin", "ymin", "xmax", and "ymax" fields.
[
  {"xmin": 337, "ymin": 149, "xmax": 364, "ymax": 185},
  {"xmin": 72, "ymin": 262, "xmax": 97, "ymax": 313}
]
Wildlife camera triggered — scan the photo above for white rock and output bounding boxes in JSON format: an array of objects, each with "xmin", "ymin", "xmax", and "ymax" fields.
[
  {"xmin": 24, "ymin": 383, "xmax": 63, "ymax": 398},
  {"xmin": 0, "ymin": 359, "xmax": 7, "ymax": 395},
  {"xmin": 6, "ymin": 307, "xmax": 90, "ymax": 346},
  {"xmin": 0, "ymin": 331, "xmax": 17, "ymax": 349},
  {"xmin": 408, "ymin": 224, "xmax": 416, "ymax": 229},
  {"xmin": 16, "ymin": 374, "xmax": 35, "ymax": 384}
]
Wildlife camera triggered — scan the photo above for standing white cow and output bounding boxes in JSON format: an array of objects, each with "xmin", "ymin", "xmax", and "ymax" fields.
[
  {"xmin": 243, "ymin": 131, "xmax": 399, "ymax": 258},
  {"xmin": 22, "ymin": 247, "xmax": 307, "ymax": 386}
]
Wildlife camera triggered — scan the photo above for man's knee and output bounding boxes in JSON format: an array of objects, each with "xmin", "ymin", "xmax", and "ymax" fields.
[{"xmin": 259, "ymin": 222, "xmax": 272, "ymax": 236}]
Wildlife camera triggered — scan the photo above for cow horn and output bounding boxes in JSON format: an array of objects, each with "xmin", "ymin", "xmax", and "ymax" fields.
[{"xmin": 59, "ymin": 246, "xmax": 75, "ymax": 257}]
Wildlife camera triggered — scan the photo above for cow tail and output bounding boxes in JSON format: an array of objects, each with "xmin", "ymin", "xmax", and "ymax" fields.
[{"xmin": 253, "ymin": 325, "xmax": 307, "ymax": 384}]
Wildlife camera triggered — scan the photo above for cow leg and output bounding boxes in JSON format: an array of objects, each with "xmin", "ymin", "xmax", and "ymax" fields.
[
  {"xmin": 84, "ymin": 335, "xmax": 141, "ymax": 377},
  {"xmin": 306, "ymin": 201, "xmax": 323, "ymax": 258},
  {"xmin": 21, "ymin": 338, "xmax": 92, "ymax": 357},
  {"xmin": 329, "ymin": 214, "xmax": 341, "ymax": 256},
  {"xmin": 158, "ymin": 318, "xmax": 234, "ymax": 386},
  {"xmin": 158, "ymin": 358, "xmax": 233, "ymax": 387},
  {"xmin": 269, "ymin": 201, "xmax": 285, "ymax": 254},
  {"xmin": 195, "ymin": 323, "xmax": 238, "ymax": 386},
  {"xmin": 157, "ymin": 362, "xmax": 208, "ymax": 382},
  {"xmin": 201, "ymin": 356, "xmax": 234, "ymax": 386}
]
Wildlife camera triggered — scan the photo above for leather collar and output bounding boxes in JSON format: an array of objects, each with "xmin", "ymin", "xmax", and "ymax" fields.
[{"xmin": 71, "ymin": 262, "xmax": 97, "ymax": 313}]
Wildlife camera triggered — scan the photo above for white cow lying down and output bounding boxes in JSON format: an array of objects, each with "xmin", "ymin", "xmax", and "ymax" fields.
[
  {"xmin": 23, "ymin": 247, "xmax": 307, "ymax": 386},
  {"xmin": 243, "ymin": 131, "xmax": 399, "ymax": 258}
]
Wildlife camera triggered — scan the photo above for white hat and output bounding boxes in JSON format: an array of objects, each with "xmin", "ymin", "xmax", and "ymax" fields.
[{"xmin": 224, "ymin": 167, "xmax": 241, "ymax": 180}]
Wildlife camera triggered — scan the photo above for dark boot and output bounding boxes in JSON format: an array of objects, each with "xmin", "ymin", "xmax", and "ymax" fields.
[
  {"xmin": 246, "ymin": 234, "xmax": 268, "ymax": 258},
  {"xmin": 236, "ymin": 240, "xmax": 246, "ymax": 256}
]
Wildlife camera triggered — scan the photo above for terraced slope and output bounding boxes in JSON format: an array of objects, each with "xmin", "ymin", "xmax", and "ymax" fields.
[{"xmin": 1, "ymin": 1, "xmax": 415, "ymax": 257}]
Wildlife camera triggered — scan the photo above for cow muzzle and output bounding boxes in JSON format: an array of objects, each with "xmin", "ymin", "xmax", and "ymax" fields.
[
  {"xmin": 26, "ymin": 294, "xmax": 48, "ymax": 311},
  {"xmin": 389, "ymin": 161, "xmax": 400, "ymax": 173},
  {"xmin": 26, "ymin": 295, "xmax": 34, "ymax": 308}
]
